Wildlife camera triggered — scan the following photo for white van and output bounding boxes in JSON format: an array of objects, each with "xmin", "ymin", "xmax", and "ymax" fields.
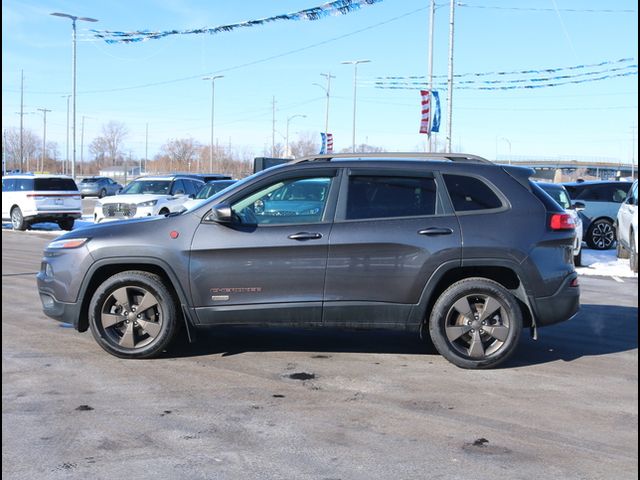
[{"xmin": 2, "ymin": 174, "xmax": 82, "ymax": 230}]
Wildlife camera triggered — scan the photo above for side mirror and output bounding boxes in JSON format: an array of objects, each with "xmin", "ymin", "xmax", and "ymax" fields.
[
  {"xmin": 206, "ymin": 202, "xmax": 233, "ymax": 223},
  {"xmin": 572, "ymin": 201, "xmax": 586, "ymax": 211}
]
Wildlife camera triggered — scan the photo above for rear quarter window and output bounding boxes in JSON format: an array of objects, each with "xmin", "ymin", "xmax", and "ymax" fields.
[
  {"xmin": 34, "ymin": 178, "xmax": 78, "ymax": 191},
  {"xmin": 443, "ymin": 174, "xmax": 503, "ymax": 212}
]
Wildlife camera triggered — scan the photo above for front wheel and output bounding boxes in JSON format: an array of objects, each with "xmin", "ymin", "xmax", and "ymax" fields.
[
  {"xmin": 429, "ymin": 278, "xmax": 523, "ymax": 369},
  {"xmin": 89, "ymin": 271, "xmax": 179, "ymax": 359},
  {"xmin": 98, "ymin": 189, "xmax": 107, "ymax": 198},
  {"xmin": 586, "ymin": 219, "xmax": 615, "ymax": 250}
]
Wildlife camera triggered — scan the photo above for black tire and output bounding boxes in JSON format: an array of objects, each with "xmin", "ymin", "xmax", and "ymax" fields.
[
  {"xmin": 10, "ymin": 207, "xmax": 26, "ymax": 231},
  {"xmin": 99, "ymin": 189, "xmax": 107, "ymax": 198},
  {"xmin": 630, "ymin": 231, "xmax": 638, "ymax": 274},
  {"xmin": 573, "ymin": 249, "xmax": 582, "ymax": 267},
  {"xmin": 89, "ymin": 271, "xmax": 179, "ymax": 359},
  {"xmin": 586, "ymin": 218, "xmax": 615, "ymax": 250},
  {"xmin": 428, "ymin": 278, "xmax": 523, "ymax": 369},
  {"xmin": 159, "ymin": 208, "xmax": 170, "ymax": 216},
  {"xmin": 58, "ymin": 219, "xmax": 75, "ymax": 231}
]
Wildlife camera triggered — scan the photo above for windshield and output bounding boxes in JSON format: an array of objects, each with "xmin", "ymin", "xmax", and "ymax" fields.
[
  {"xmin": 121, "ymin": 180, "xmax": 171, "ymax": 195},
  {"xmin": 195, "ymin": 181, "xmax": 236, "ymax": 199},
  {"xmin": 543, "ymin": 186, "xmax": 571, "ymax": 209}
]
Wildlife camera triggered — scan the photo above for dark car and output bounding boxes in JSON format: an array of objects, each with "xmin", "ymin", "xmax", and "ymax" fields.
[
  {"xmin": 79, "ymin": 177, "xmax": 123, "ymax": 198},
  {"xmin": 563, "ymin": 180, "xmax": 633, "ymax": 249},
  {"xmin": 37, "ymin": 153, "xmax": 580, "ymax": 369}
]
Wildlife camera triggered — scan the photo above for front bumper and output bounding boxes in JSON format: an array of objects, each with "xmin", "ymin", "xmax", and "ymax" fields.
[
  {"xmin": 37, "ymin": 285, "xmax": 84, "ymax": 330},
  {"xmin": 531, "ymin": 273, "xmax": 580, "ymax": 327}
]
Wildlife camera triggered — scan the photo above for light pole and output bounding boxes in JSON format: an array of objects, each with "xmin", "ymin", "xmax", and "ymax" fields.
[
  {"xmin": 51, "ymin": 12, "xmax": 98, "ymax": 180},
  {"xmin": 313, "ymin": 72, "xmax": 335, "ymax": 135},
  {"xmin": 341, "ymin": 60, "xmax": 370, "ymax": 152},
  {"xmin": 286, "ymin": 115, "xmax": 306, "ymax": 158},
  {"xmin": 203, "ymin": 75, "xmax": 224, "ymax": 172},
  {"xmin": 500, "ymin": 137, "xmax": 512, "ymax": 165},
  {"xmin": 61, "ymin": 95, "xmax": 71, "ymax": 174},
  {"xmin": 37, "ymin": 108, "xmax": 51, "ymax": 172}
]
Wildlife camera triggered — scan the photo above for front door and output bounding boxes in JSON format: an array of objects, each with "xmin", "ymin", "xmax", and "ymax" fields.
[{"xmin": 190, "ymin": 170, "xmax": 339, "ymax": 326}]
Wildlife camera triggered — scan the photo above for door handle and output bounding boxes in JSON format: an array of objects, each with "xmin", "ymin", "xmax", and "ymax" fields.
[
  {"xmin": 288, "ymin": 232, "xmax": 323, "ymax": 241},
  {"xmin": 418, "ymin": 227, "xmax": 454, "ymax": 236}
]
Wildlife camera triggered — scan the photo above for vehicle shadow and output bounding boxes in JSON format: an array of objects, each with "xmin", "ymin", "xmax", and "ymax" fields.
[{"xmin": 164, "ymin": 304, "xmax": 638, "ymax": 368}]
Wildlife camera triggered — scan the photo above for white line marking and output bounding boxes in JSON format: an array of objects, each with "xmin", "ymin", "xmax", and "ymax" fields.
[{"xmin": 611, "ymin": 276, "xmax": 624, "ymax": 283}]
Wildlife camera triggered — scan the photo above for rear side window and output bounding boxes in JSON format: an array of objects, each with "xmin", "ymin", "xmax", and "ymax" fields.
[
  {"xmin": 443, "ymin": 174, "xmax": 502, "ymax": 212},
  {"xmin": 15, "ymin": 179, "xmax": 35, "ymax": 191},
  {"xmin": 346, "ymin": 176, "xmax": 437, "ymax": 220},
  {"xmin": 34, "ymin": 178, "xmax": 78, "ymax": 191}
]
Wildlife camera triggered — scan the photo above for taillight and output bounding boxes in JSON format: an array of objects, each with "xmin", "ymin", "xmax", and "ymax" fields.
[{"xmin": 549, "ymin": 213, "xmax": 575, "ymax": 230}]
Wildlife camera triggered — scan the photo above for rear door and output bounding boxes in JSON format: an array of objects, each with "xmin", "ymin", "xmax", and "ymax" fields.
[{"xmin": 323, "ymin": 168, "xmax": 461, "ymax": 327}]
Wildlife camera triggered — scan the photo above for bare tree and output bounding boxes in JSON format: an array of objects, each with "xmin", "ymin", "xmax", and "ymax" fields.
[
  {"xmin": 289, "ymin": 131, "xmax": 320, "ymax": 158},
  {"xmin": 159, "ymin": 137, "xmax": 202, "ymax": 172},
  {"xmin": 339, "ymin": 143, "xmax": 385, "ymax": 153},
  {"xmin": 91, "ymin": 121, "xmax": 129, "ymax": 166},
  {"xmin": 2, "ymin": 127, "xmax": 40, "ymax": 172}
]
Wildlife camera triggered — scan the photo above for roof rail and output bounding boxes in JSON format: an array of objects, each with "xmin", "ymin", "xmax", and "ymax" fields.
[{"xmin": 293, "ymin": 152, "xmax": 493, "ymax": 165}]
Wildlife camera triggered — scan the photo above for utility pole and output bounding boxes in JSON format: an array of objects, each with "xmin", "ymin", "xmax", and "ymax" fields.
[
  {"xmin": 272, "ymin": 96, "xmax": 276, "ymax": 157},
  {"xmin": 20, "ymin": 70, "xmax": 24, "ymax": 171},
  {"xmin": 341, "ymin": 59, "xmax": 371, "ymax": 153},
  {"xmin": 320, "ymin": 72, "xmax": 334, "ymax": 135},
  {"xmin": 80, "ymin": 115, "xmax": 86, "ymax": 176},
  {"xmin": 62, "ymin": 95, "xmax": 71, "ymax": 174},
  {"xmin": 37, "ymin": 108, "xmax": 51, "ymax": 172},
  {"xmin": 446, "ymin": 0, "xmax": 455, "ymax": 153},
  {"xmin": 145, "ymin": 122, "xmax": 149, "ymax": 174},
  {"xmin": 427, "ymin": 0, "xmax": 435, "ymax": 152}
]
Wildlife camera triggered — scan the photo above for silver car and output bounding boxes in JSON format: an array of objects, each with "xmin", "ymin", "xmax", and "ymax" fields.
[{"xmin": 79, "ymin": 177, "xmax": 122, "ymax": 198}]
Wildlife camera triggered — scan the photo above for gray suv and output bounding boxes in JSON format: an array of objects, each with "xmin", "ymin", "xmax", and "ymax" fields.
[{"xmin": 37, "ymin": 153, "xmax": 580, "ymax": 369}]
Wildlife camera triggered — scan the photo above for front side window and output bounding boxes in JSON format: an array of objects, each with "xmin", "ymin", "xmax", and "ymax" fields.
[
  {"xmin": 346, "ymin": 175, "xmax": 437, "ymax": 220},
  {"xmin": 232, "ymin": 177, "xmax": 332, "ymax": 225},
  {"xmin": 443, "ymin": 174, "xmax": 503, "ymax": 212}
]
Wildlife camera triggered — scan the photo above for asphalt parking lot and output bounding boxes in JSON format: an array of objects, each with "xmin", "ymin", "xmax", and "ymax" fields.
[{"xmin": 2, "ymin": 229, "xmax": 638, "ymax": 480}]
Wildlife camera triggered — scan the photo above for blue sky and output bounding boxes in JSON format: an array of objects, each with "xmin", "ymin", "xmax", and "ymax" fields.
[{"xmin": 2, "ymin": 0, "xmax": 638, "ymax": 165}]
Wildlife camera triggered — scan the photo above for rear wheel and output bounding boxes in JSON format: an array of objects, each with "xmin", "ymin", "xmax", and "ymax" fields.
[
  {"xmin": 98, "ymin": 189, "xmax": 107, "ymax": 198},
  {"xmin": 10, "ymin": 207, "xmax": 26, "ymax": 231},
  {"xmin": 89, "ymin": 271, "xmax": 178, "ymax": 359},
  {"xmin": 586, "ymin": 219, "xmax": 615, "ymax": 250},
  {"xmin": 429, "ymin": 278, "xmax": 523, "ymax": 369}
]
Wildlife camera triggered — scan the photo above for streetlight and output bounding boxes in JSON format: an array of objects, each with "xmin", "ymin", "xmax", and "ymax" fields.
[
  {"xmin": 313, "ymin": 72, "xmax": 335, "ymax": 136},
  {"xmin": 286, "ymin": 114, "xmax": 306, "ymax": 158},
  {"xmin": 499, "ymin": 137, "xmax": 512, "ymax": 165},
  {"xmin": 203, "ymin": 75, "xmax": 224, "ymax": 172},
  {"xmin": 341, "ymin": 59, "xmax": 370, "ymax": 152},
  {"xmin": 51, "ymin": 12, "xmax": 98, "ymax": 180}
]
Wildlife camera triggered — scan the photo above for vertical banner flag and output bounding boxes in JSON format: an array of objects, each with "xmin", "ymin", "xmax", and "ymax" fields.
[
  {"xmin": 320, "ymin": 133, "xmax": 334, "ymax": 154},
  {"xmin": 431, "ymin": 90, "xmax": 441, "ymax": 133},
  {"xmin": 419, "ymin": 90, "xmax": 431, "ymax": 134}
]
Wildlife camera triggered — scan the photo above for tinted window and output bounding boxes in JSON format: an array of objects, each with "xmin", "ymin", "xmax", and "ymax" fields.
[
  {"xmin": 573, "ymin": 183, "xmax": 630, "ymax": 203},
  {"xmin": 2, "ymin": 178, "xmax": 16, "ymax": 191},
  {"xmin": 346, "ymin": 176, "xmax": 437, "ymax": 220},
  {"xmin": 14, "ymin": 179, "xmax": 34, "ymax": 191},
  {"xmin": 34, "ymin": 178, "xmax": 77, "ymax": 191},
  {"xmin": 443, "ymin": 174, "xmax": 502, "ymax": 212},
  {"xmin": 539, "ymin": 185, "xmax": 571, "ymax": 209},
  {"xmin": 232, "ymin": 177, "xmax": 332, "ymax": 225}
]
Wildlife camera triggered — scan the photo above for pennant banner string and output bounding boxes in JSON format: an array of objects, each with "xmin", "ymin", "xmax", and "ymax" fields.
[
  {"xmin": 375, "ymin": 58, "xmax": 636, "ymax": 80},
  {"xmin": 373, "ymin": 71, "xmax": 638, "ymax": 91},
  {"xmin": 91, "ymin": 0, "xmax": 384, "ymax": 44},
  {"xmin": 368, "ymin": 64, "xmax": 638, "ymax": 88}
]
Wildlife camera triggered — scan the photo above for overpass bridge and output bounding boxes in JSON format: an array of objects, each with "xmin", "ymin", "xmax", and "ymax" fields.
[{"xmin": 497, "ymin": 158, "xmax": 637, "ymax": 181}]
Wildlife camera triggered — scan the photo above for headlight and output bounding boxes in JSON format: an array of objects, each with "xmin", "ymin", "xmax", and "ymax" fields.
[
  {"xmin": 47, "ymin": 238, "xmax": 89, "ymax": 249},
  {"xmin": 137, "ymin": 200, "xmax": 158, "ymax": 207}
]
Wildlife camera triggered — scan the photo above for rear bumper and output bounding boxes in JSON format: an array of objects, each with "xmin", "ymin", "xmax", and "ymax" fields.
[
  {"xmin": 24, "ymin": 212, "xmax": 82, "ymax": 222},
  {"xmin": 531, "ymin": 274, "xmax": 580, "ymax": 327}
]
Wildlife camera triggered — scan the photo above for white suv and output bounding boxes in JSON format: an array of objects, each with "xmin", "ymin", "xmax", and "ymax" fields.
[
  {"xmin": 616, "ymin": 180, "xmax": 638, "ymax": 273},
  {"xmin": 94, "ymin": 175, "xmax": 204, "ymax": 223},
  {"xmin": 2, "ymin": 174, "xmax": 82, "ymax": 231}
]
